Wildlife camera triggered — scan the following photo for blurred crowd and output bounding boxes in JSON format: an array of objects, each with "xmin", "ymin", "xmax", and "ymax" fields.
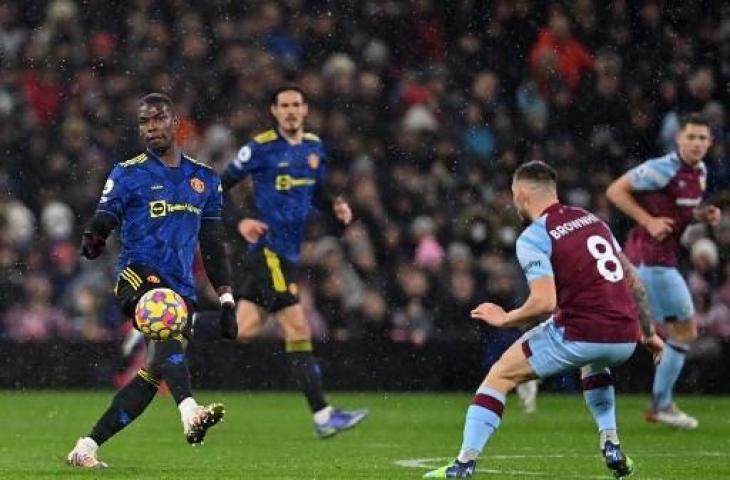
[{"xmin": 0, "ymin": 0, "xmax": 728, "ymax": 351}]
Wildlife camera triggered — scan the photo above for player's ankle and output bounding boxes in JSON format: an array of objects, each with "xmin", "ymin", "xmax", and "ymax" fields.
[
  {"xmin": 80, "ymin": 437, "xmax": 99, "ymax": 453},
  {"xmin": 599, "ymin": 429, "xmax": 619, "ymax": 450},
  {"xmin": 313, "ymin": 405, "xmax": 333, "ymax": 424},
  {"xmin": 178, "ymin": 397, "xmax": 200, "ymax": 425},
  {"xmin": 457, "ymin": 449, "xmax": 479, "ymax": 463}
]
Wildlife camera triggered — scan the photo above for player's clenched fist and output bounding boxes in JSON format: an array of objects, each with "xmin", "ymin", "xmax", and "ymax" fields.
[
  {"xmin": 238, "ymin": 218, "xmax": 269, "ymax": 243},
  {"xmin": 643, "ymin": 216, "xmax": 674, "ymax": 241},
  {"xmin": 471, "ymin": 302, "xmax": 508, "ymax": 327}
]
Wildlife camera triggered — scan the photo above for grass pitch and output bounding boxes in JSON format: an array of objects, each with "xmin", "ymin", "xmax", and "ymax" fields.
[{"xmin": 1, "ymin": 391, "xmax": 728, "ymax": 479}]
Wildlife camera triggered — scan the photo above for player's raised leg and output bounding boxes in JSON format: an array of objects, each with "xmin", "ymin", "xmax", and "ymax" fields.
[
  {"xmin": 581, "ymin": 365, "xmax": 634, "ymax": 478},
  {"xmin": 276, "ymin": 304, "xmax": 368, "ymax": 438},
  {"xmin": 146, "ymin": 337, "xmax": 225, "ymax": 445},
  {"xmin": 234, "ymin": 299, "xmax": 266, "ymax": 343},
  {"xmin": 424, "ymin": 339, "xmax": 534, "ymax": 478}
]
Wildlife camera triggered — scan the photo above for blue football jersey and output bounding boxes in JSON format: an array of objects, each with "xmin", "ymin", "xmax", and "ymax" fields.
[
  {"xmin": 96, "ymin": 149, "xmax": 223, "ymax": 300},
  {"xmin": 224, "ymin": 129, "xmax": 327, "ymax": 262}
]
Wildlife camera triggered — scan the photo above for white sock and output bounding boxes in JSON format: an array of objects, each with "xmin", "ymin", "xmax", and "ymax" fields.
[
  {"xmin": 178, "ymin": 397, "xmax": 200, "ymax": 425},
  {"xmin": 80, "ymin": 437, "xmax": 99, "ymax": 453},
  {"xmin": 457, "ymin": 448, "xmax": 480, "ymax": 463},
  {"xmin": 600, "ymin": 429, "xmax": 619, "ymax": 450},
  {"xmin": 313, "ymin": 405, "xmax": 333, "ymax": 424}
]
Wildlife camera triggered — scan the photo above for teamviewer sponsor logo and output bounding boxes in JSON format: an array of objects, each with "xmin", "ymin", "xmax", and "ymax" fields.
[
  {"xmin": 150, "ymin": 200, "xmax": 167, "ymax": 217},
  {"xmin": 149, "ymin": 200, "xmax": 202, "ymax": 218}
]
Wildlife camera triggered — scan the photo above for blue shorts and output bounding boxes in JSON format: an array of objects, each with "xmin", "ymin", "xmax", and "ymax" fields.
[
  {"xmin": 521, "ymin": 319, "xmax": 637, "ymax": 378},
  {"xmin": 637, "ymin": 265, "xmax": 694, "ymax": 322}
]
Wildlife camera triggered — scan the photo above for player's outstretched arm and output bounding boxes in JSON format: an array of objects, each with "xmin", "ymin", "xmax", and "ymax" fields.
[
  {"xmin": 618, "ymin": 252, "xmax": 664, "ymax": 364},
  {"xmin": 80, "ymin": 211, "xmax": 118, "ymax": 260},
  {"xmin": 199, "ymin": 218, "xmax": 237, "ymax": 339},
  {"xmin": 606, "ymin": 174, "xmax": 674, "ymax": 241},
  {"xmin": 471, "ymin": 276, "xmax": 556, "ymax": 329}
]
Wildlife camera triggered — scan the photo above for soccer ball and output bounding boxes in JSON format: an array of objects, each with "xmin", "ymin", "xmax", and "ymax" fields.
[{"xmin": 134, "ymin": 288, "xmax": 188, "ymax": 341}]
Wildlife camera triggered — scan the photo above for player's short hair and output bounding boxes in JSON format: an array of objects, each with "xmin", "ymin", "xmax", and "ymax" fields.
[
  {"xmin": 679, "ymin": 113, "xmax": 710, "ymax": 130},
  {"xmin": 270, "ymin": 85, "xmax": 307, "ymax": 105},
  {"xmin": 513, "ymin": 161, "xmax": 558, "ymax": 187},
  {"xmin": 139, "ymin": 92, "xmax": 173, "ymax": 109}
]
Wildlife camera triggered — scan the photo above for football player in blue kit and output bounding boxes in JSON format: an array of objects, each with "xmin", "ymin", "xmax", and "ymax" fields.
[
  {"xmin": 222, "ymin": 86, "xmax": 368, "ymax": 438},
  {"xmin": 67, "ymin": 93, "xmax": 235, "ymax": 468}
]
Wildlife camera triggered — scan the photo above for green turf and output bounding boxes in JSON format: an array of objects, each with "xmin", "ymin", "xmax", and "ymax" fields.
[{"xmin": 0, "ymin": 391, "xmax": 728, "ymax": 479}]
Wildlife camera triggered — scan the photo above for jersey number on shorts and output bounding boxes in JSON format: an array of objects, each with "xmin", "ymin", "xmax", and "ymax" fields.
[{"xmin": 587, "ymin": 235, "xmax": 624, "ymax": 283}]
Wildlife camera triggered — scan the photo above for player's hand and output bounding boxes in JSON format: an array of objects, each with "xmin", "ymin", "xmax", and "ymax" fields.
[
  {"xmin": 471, "ymin": 302, "xmax": 508, "ymax": 327},
  {"xmin": 643, "ymin": 216, "xmax": 674, "ymax": 241},
  {"xmin": 333, "ymin": 197, "xmax": 352, "ymax": 225},
  {"xmin": 80, "ymin": 232, "xmax": 106, "ymax": 260},
  {"xmin": 238, "ymin": 218, "xmax": 268, "ymax": 243},
  {"xmin": 694, "ymin": 205, "xmax": 722, "ymax": 226},
  {"xmin": 641, "ymin": 332, "xmax": 664, "ymax": 365}
]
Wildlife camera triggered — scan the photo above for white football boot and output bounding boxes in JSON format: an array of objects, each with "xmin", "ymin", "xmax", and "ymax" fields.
[
  {"xmin": 67, "ymin": 437, "xmax": 108, "ymax": 468},
  {"xmin": 645, "ymin": 403, "xmax": 699, "ymax": 429},
  {"xmin": 516, "ymin": 379, "xmax": 539, "ymax": 414}
]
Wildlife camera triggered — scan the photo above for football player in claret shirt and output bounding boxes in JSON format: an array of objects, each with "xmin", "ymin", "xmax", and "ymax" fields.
[
  {"xmin": 607, "ymin": 113, "xmax": 721, "ymax": 429},
  {"xmin": 424, "ymin": 161, "xmax": 663, "ymax": 479},
  {"xmin": 67, "ymin": 93, "xmax": 235, "ymax": 468},
  {"xmin": 221, "ymin": 85, "xmax": 368, "ymax": 438}
]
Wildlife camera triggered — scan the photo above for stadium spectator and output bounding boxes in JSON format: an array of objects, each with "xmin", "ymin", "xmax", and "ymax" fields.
[
  {"xmin": 0, "ymin": 0, "xmax": 726, "ymax": 346},
  {"xmin": 2, "ymin": 272, "xmax": 74, "ymax": 341}
]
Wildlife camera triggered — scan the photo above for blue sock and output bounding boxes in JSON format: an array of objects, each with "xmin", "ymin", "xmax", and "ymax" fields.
[
  {"xmin": 458, "ymin": 386, "xmax": 506, "ymax": 462},
  {"xmin": 653, "ymin": 341, "xmax": 689, "ymax": 410},
  {"xmin": 582, "ymin": 369, "xmax": 618, "ymax": 449}
]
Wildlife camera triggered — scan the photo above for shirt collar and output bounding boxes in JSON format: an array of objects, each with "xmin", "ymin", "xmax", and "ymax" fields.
[{"xmin": 146, "ymin": 148, "xmax": 183, "ymax": 167}]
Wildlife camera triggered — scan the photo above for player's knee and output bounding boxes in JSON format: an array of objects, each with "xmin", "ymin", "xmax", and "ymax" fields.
[
  {"xmin": 679, "ymin": 325, "xmax": 698, "ymax": 342},
  {"xmin": 284, "ymin": 321, "xmax": 311, "ymax": 342},
  {"xmin": 236, "ymin": 322, "xmax": 262, "ymax": 343},
  {"xmin": 684, "ymin": 326, "xmax": 698, "ymax": 342},
  {"xmin": 668, "ymin": 320, "xmax": 698, "ymax": 343},
  {"xmin": 277, "ymin": 307, "xmax": 311, "ymax": 341},
  {"xmin": 235, "ymin": 302, "xmax": 264, "ymax": 343}
]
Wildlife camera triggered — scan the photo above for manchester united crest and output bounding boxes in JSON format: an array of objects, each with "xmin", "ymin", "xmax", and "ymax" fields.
[
  {"xmin": 190, "ymin": 177, "xmax": 205, "ymax": 193},
  {"xmin": 308, "ymin": 153, "xmax": 320, "ymax": 170}
]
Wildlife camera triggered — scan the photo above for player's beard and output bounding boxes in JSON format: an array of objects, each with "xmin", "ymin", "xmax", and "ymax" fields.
[
  {"xmin": 283, "ymin": 117, "xmax": 302, "ymax": 134},
  {"xmin": 151, "ymin": 144, "xmax": 169, "ymax": 155},
  {"xmin": 149, "ymin": 136, "xmax": 172, "ymax": 155}
]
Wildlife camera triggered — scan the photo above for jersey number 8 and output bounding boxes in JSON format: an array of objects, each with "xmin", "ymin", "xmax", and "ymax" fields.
[{"xmin": 587, "ymin": 235, "xmax": 624, "ymax": 283}]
